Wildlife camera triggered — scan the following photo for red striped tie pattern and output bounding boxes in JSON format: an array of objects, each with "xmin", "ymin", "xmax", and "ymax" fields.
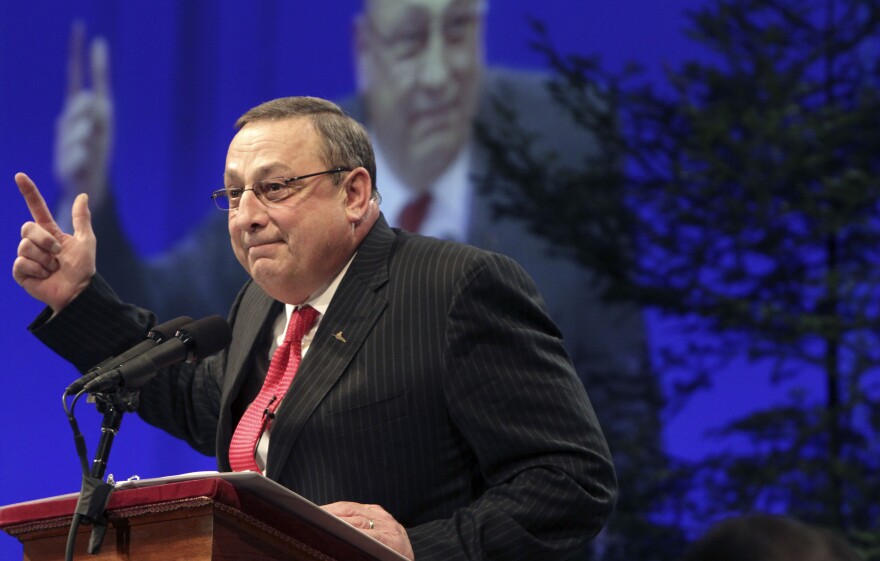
[{"xmin": 228, "ymin": 305, "xmax": 320, "ymax": 472}]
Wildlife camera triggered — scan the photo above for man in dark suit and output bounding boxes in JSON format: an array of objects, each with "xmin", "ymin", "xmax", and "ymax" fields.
[
  {"xmin": 14, "ymin": 96, "xmax": 617, "ymax": 560},
  {"xmin": 57, "ymin": 1, "xmax": 659, "ymax": 491}
]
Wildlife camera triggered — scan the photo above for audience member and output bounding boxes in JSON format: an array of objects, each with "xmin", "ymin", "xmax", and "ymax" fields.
[{"xmin": 682, "ymin": 513, "xmax": 864, "ymax": 561}]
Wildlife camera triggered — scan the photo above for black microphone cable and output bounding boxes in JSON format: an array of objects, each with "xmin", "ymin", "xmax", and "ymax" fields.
[{"xmin": 62, "ymin": 387, "xmax": 89, "ymax": 561}]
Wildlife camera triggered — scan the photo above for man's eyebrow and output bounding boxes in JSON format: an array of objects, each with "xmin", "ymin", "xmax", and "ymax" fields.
[
  {"xmin": 223, "ymin": 164, "xmax": 291, "ymax": 184},
  {"xmin": 222, "ymin": 171, "xmax": 242, "ymax": 187}
]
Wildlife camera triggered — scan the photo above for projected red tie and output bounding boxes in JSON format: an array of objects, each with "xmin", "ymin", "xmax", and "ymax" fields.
[
  {"xmin": 228, "ymin": 305, "xmax": 320, "ymax": 472},
  {"xmin": 397, "ymin": 192, "xmax": 432, "ymax": 233}
]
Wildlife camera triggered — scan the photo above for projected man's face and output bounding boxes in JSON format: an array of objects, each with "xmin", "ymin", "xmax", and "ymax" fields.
[{"xmin": 356, "ymin": 0, "xmax": 485, "ymax": 193}]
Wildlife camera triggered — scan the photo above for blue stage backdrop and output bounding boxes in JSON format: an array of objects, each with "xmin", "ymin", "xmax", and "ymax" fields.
[{"xmin": 0, "ymin": 1, "xmax": 725, "ymax": 557}]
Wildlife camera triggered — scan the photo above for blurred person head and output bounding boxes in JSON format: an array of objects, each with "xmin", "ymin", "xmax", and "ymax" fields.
[
  {"xmin": 222, "ymin": 97, "xmax": 379, "ymax": 305},
  {"xmin": 355, "ymin": 0, "xmax": 486, "ymax": 194},
  {"xmin": 682, "ymin": 513, "xmax": 863, "ymax": 561}
]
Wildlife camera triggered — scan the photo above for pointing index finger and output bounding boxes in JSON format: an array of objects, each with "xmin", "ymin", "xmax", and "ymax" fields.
[
  {"xmin": 67, "ymin": 21, "xmax": 85, "ymax": 99},
  {"xmin": 91, "ymin": 36, "xmax": 111, "ymax": 98},
  {"xmin": 15, "ymin": 173, "xmax": 62, "ymax": 237}
]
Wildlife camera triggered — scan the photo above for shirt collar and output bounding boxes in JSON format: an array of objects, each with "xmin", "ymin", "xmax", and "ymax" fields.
[
  {"xmin": 281, "ymin": 252, "xmax": 355, "ymax": 328},
  {"xmin": 372, "ymin": 136, "xmax": 472, "ymax": 242}
]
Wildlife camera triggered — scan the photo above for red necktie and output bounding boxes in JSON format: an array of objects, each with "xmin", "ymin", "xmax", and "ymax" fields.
[
  {"xmin": 228, "ymin": 305, "xmax": 320, "ymax": 472},
  {"xmin": 397, "ymin": 192, "xmax": 432, "ymax": 233}
]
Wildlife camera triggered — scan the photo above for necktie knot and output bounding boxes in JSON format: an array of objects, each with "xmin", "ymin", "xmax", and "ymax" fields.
[{"xmin": 286, "ymin": 304, "xmax": 320, "ymax": 345}]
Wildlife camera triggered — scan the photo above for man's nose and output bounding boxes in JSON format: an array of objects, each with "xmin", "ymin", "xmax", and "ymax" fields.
[
  {"xmin": 232, "ymin": 190, "xmax": 267, "ymax": 230},
  {"xmin": 418, "ymin": 24, "xmax": 453, "ymax": 88}
]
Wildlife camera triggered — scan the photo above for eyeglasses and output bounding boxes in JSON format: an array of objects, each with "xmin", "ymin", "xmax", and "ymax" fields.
[{"xmin": 212, "ymin": 168, "xmax": 350, "ymax": 211}]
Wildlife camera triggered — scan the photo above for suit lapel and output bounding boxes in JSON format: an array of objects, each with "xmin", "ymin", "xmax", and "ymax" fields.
[
  {"xmin": 265, "ymin": 216, "xmax": 396, "ymax": 480},
  {"xmin": 217, "ymin": 281, "xmax": 280, "ymax": 466}
]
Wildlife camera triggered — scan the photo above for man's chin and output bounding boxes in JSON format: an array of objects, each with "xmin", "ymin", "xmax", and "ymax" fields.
[
  {"xmin": 248, "ymin": 258, "xmax": 278, "ymax": 282},
  {"xmin": 407, "ymin": 136, "xmax": 459, "ymax": 176}
]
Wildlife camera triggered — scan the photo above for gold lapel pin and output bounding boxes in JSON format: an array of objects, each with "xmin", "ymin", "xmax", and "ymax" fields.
[{"xmin": 334, "ymin": 331, "xmax": 347, "ymax": 343}]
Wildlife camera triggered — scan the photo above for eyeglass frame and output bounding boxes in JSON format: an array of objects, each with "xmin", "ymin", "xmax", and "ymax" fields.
[{"xmin": 211, "ymin": 167, "xmax": 351, "ymax": 211}]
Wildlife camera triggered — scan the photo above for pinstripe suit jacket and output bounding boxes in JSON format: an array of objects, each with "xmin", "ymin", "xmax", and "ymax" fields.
[
  {"xmin": 87, "ymin": 68, "xmax": 658, "ymax": 480},
  {"xmin": 33, "ymin": 215, "xmax": 616, "ymax": 560}
]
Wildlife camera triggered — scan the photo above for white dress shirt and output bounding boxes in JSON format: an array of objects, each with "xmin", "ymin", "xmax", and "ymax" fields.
[
  {"xmin": 255, "ymin": 255, "xmax": 354, "ymax": 472},
  {"xmin": 373, "ymin": 137, "xmax": 474, "ymax": 242}
]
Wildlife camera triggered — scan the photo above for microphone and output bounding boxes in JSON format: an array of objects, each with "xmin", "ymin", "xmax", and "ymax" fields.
[
  {"xmin": 82, "ymin": 315, "xmax": 231, "ymax": 394},
  {"xmin": 65, "ymin": 316, "xmax": 193, "ymax": 396}
]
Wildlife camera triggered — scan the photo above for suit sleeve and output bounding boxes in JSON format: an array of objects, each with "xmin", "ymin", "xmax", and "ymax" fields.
[
  {"xmin": 29, "ymin": 274, "xmax": 229, "ymax": 457},
  {"xmin": 406, "ymin": 252, "xmax": 618, "ymax": 560},
  {"xmin": 29, "ymin": 274, "xmax": 156, "ymax": 373}
]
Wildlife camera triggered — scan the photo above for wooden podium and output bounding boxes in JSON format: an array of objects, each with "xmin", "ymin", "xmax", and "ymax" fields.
[{"xmin": 0, "ymin": 472, "xmax": 407, "ymax": 561}]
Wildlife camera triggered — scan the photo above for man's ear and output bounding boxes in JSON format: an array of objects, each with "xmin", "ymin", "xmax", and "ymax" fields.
[{"xmin": 344, "ymin": 167, "xmax": 373, "ymax": 222}]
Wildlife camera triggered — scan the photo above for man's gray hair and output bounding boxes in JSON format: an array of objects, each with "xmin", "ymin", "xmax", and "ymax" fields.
[{"xmin": 236, "ymin": 96, "xmax": 377, "ymax": 194}]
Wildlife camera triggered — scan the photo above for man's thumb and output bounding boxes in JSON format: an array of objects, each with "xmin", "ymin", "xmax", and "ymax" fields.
[{"xmin": 71, "ymin": 192, "xmax": 94, "ymax": 238}]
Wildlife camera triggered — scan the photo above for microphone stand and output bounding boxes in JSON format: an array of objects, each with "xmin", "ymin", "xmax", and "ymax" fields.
[{"xmin": 68, "ymin": 390, "xmax": 139, "ymax": 557}]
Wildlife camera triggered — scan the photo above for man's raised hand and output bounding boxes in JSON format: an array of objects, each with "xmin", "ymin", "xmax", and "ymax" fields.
[
  {"xmin": 13, "ymin": 173, "xmax": 96, "ymax": 312},
  {"xmin": 54, "ymin": 21, "xmax": 114, "ymax": 211}
]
